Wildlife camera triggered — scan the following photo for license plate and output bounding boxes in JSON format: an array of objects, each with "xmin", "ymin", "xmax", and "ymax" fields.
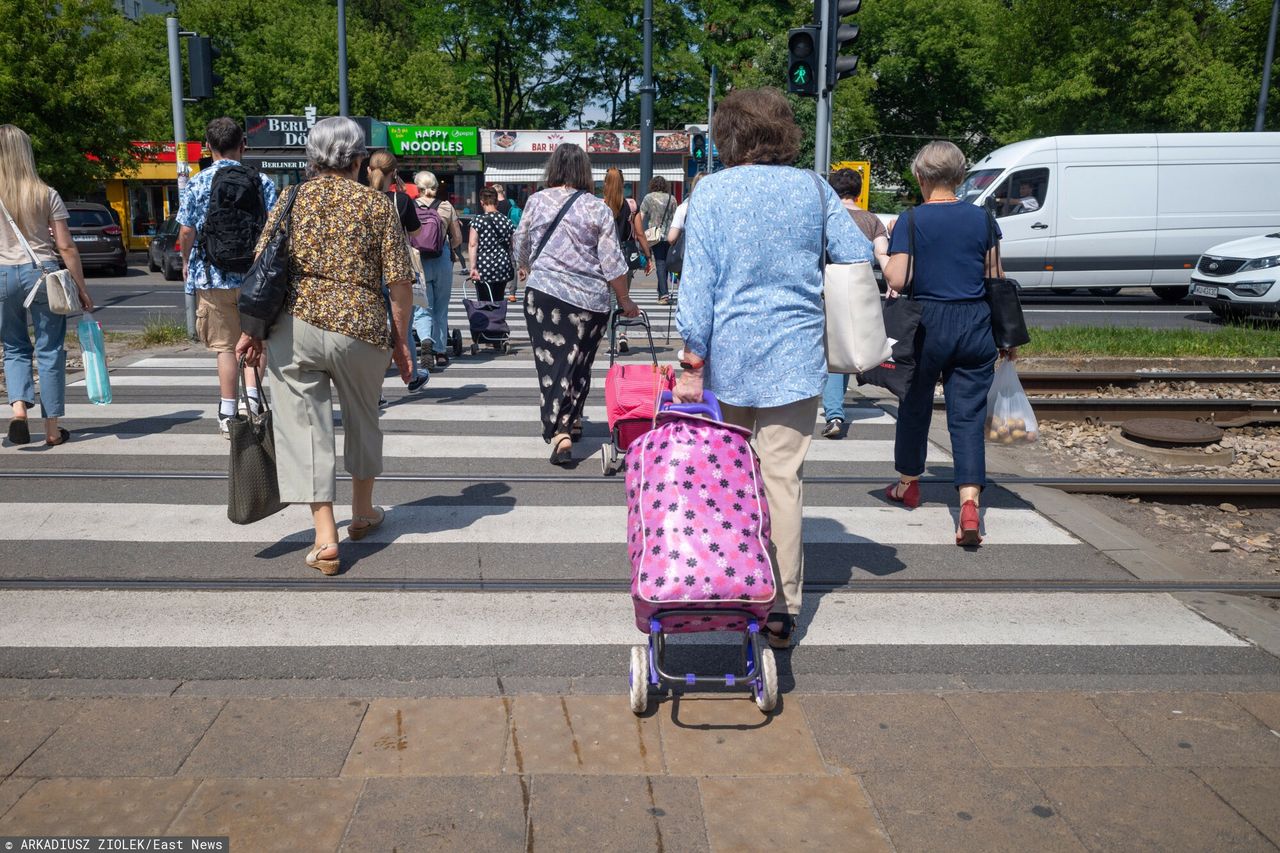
[
  {"xmin": 71, "ymin": 235, "xmax": 95, "ymax": 243},
  {"xmin": 1191, "ymin": 283, "xmax": 1217, "ymax": 299}
]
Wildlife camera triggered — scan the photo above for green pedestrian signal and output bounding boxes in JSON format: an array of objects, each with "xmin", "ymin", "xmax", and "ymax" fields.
[{"xmin": 787, "ymin": 26, "xmax": 819, "ymax": 96}]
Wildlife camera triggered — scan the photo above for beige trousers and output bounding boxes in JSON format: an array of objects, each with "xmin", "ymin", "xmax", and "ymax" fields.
[
  {"xmin": 266, "ymin": 313, "xmax": 389, "ymax": 503},
  {"xmin": 719, "ymin": 395, "xmax": 819, "ymax": 617}
]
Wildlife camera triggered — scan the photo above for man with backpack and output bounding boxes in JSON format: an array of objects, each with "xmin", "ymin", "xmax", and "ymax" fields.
[{"xmin": 177, "ymin": 117, "xmax": 279, "ymax": 438}]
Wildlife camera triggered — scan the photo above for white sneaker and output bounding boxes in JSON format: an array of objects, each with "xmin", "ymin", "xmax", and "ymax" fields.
[{"xmin": 218, "ymin": 416, "xmax": 232, "ymax": 440}]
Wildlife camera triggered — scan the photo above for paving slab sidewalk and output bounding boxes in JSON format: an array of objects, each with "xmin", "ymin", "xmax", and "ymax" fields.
[{"xmin": 0, "ymin": 691, "xmax": 1277, "ymax": 851}]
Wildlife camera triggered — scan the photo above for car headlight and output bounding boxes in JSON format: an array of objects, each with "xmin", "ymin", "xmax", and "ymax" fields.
[{"xmin": 1239, "ymin": 254, "xmax": 1280, "ymax": 272}]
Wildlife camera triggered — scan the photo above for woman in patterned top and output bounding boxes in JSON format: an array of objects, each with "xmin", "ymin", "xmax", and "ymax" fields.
[
  {"xmin": 512, "ymin": 144, "xmax": 640, "ymax": 466},
  {"xmin": 468, "ymin": 187, "xmax": 515, "ymax": 303},
  {"xmin": 673, "ymin": 88, "xmax": 873, "ymax": 648},
  {"xmin": 235, "ymin": 117, "xmax": 415, "ymax": 577}
]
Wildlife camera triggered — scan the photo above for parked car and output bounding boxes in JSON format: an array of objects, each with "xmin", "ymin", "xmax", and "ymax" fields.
[
  {"xmin": 66, "ymin": 202, "xmax": 127, "ymax": 276},
  {"xmin": 1190, "ymin": 232, "xmax": 1280, "ymax": 320},
  {"xmin": 959, "ymin": 132, "xmax": 1280, "ymax": 301},
  {"xmin": 147, "ymin": 217, "xmax": 183, "ymax": 281}
]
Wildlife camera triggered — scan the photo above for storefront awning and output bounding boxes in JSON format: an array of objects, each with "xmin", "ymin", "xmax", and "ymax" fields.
[{"xmin": 485, "ymin": 157, "xmax": 686, "ymax": 184}]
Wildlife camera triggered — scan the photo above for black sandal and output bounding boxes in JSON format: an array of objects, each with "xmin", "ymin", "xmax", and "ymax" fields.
[
  {"xmin": 549, "ymin": 434, "xmax": 573, "ymax": 466},
  {"xmin": 45, "ymin": 427, "xmax": 70, "ymax": 447},
  {"xmin": 7, "ymin": 418, "xmax": 30, "ymax": 445},
  {"xmin": 764, "ymin": 613, "xmax": 795, "ymax": 650},
  {"xmin": 570, "ymin": 420, "xmax": 583, "ymax": 443}
]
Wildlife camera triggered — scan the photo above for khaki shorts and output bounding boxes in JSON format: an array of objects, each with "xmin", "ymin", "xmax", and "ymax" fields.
[{"xmin": 195, "ymin": 288, "xmax": 243, "ymax": 353}]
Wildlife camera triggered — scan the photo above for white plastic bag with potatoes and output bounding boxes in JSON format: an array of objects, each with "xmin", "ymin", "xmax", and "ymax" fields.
[{"xmin": 985, "ymin": 359, "xmax": 1038, "ymax": 445}]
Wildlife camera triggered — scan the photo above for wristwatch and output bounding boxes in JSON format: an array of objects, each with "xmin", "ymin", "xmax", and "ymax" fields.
[{"xmin": 678, "ymin": 349, "xmax": 704, "ymax": 371}]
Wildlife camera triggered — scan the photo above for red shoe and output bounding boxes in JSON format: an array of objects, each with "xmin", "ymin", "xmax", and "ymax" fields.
[
  {"xmin": 956, "ymin": 500, "xmax": 982, "ymax": 546},
  {"xmin": 885, "ymin": 479, "xmax": 920, "ymax": 509}
]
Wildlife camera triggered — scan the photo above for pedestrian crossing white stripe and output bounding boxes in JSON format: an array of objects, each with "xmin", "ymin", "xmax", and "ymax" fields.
[
  {"xmin": 0, "ymin": 591, "xmax": 1241, "ymax": 647},
  {"xmin": 1, "ymin": 503, "xmax": 1064, "ymax": 545},
  {"xmin": 43, "ymin": 403, "xmax": 897, "ymax": 427},
  {"xmin": 17, "ymin": 432, "xmax": 921, "ymax": 461}
]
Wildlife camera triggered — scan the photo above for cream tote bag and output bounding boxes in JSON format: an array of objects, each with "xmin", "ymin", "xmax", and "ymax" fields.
[{"xmin": 807, "ymin": 172, "xmax": 890, "ymax": 374}]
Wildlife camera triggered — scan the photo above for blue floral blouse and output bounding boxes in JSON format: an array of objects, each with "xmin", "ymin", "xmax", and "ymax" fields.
[{"xmin": 676, "ymin": 165, "xmax": 873, "ymax": 408}]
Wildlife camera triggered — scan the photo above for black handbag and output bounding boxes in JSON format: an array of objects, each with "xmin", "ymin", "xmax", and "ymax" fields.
[
  {"xmin": 984, "ymin": 211, "xmax": 1031, "ymax": 349},
  {"xmin": 227, "ymin": 359, "xmax": 287, "ymax": 525},
  {"xmin": 857, "ymin": 208, "xmax": 924, "ymax": 401},
  {"xmin": 666, "ymin": 227, "xmax": 685, "ymax": 276},
  {"xmin": 238, "ymin": 184, "xmax": 300, "ymax": 340}
]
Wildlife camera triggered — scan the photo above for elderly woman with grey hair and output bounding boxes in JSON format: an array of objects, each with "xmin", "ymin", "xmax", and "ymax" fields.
[
  {"xmin": 881, "ymin": 140, "xmax": 1009, "ymax": 547},
  {"xmin": 235, "ymin": 117, "xmax": 415, "ymax": 576}
]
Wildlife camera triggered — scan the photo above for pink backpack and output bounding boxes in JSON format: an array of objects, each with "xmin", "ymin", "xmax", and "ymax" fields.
[{"xmin": 624, "ymin": 392, "xmax": 775, "ymax": 634}]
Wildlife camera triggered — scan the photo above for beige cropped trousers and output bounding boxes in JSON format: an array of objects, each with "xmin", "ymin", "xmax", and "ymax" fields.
[
  {"xmin": 719, "ymin": 395, "xmax": 819, "ymax": 617},
  {"xmin": 266, "ymin": 313, "xmax": 388, "ymax": 504}
]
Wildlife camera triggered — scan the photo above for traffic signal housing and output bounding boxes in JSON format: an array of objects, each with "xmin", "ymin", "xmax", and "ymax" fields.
[
  {"xmin": 787, "ymin": 26, "xmax": 820, "ymax": 97},
  {"xmin": 691, "ymin": 132, "xmax": 707, "ymax": 163},
  {"xmin": 826, "ymin": 0, "xmax": 861, "ymax": 89},
  {"xmin": 187, "ymin": 36, "xmax": 221, "ymax": 100}
]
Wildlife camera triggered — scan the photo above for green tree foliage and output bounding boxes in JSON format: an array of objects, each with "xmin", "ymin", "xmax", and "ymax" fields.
[
  {"xmin": 5, "ymin": 0, "xmax": 1276, "ymax": 197},
  {"xmin": 0, "ymin": 0, "xmax": 169, "ymax": 194}
]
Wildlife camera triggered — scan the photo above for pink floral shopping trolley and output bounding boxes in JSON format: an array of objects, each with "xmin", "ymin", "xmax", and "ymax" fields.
[{"xmin": 623, "ymin": 391, "xmax": 779, "ymax": 714}]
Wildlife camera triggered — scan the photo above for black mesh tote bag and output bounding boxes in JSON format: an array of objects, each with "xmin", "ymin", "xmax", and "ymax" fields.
[{"xmin": 227, "ymin": 359, "xmax": 287, "ymax": 525}]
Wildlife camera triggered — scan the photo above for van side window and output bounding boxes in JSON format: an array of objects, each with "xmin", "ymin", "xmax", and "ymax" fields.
[{"xmin": 992, "ymin": 168, "xmax": 1049, "ymax": 218}]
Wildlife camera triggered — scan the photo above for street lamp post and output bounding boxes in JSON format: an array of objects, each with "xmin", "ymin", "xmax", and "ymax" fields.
[
  {"xmin": 337, "ymin": 0, "xmax": 350, "ymax": 116},
  {"xmin": 639, "ymin": 0, "xmax": 655, "ymax": 196},
  {"xmin": 1257, "ymin": 0, "xmax": 1279, "ymax": 131}
]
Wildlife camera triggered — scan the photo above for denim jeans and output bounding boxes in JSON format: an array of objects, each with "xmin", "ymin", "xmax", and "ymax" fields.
[
  {"xmin": 410, "ymin": 305, "xmax": 432, "ymax": 347},
  {"xmin": 0, "ymin": 262, "xmax": 68, "ymax": 418},
  {"xmin": 652, "ymin": 240, "xmax": 669, "ymax": 298},
  {"xmin": 821, "ymin": 372, "xmax": 850, "ymax": 422},
  {"xmin": 418, "ymin": 250, "xmax": 453, "ymax": 352},
  {"xmin": 893, "ymin": 299, "xmax": 998, "ymax": 488}
]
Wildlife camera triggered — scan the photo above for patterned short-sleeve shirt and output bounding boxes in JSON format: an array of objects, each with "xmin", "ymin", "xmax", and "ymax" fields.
[
  {"xmin": 511, "ymin": 187, "xmax": 628, "ymax": 314},
  {"xmin": 255, "ymin": 174, "xmax": 413, "ymax": 349},
  {"xmin": 176, "ymin": 159, "xmax": 279, "ymax": 294}
]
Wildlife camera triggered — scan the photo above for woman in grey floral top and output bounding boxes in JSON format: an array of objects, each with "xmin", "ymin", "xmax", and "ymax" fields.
[{"xmin": 512, "ymin": 144, "xmax": 640, "ymax": 465}]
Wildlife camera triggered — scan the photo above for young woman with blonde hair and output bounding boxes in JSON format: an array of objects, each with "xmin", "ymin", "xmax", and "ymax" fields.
[{"xmin": 0, "ymin": 124, "xmax": 95, "ymax": 447}]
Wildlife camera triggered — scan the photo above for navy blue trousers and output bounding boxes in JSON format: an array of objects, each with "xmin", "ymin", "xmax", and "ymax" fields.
[{"xmin": 894, "ymin": 299, "xmax": 997, "ymax": 488}]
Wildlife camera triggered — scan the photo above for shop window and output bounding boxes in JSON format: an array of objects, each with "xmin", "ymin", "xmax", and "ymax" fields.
[{"xmin": 128, "ymin": 185, "xmax": 167, "ymax": 238}]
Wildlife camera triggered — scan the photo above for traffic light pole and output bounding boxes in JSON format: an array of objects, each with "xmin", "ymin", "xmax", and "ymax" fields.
[
  {"xmin": 639, "ymin": 0, "xmax": 654, "ymax": 196},
  {"xmin": 338, "ymin": 0, "xmax": 350, "ymax": 116},
  {"xmin": 166, "ymin": 17, "xmax": 197, "ymax": 340},
  {"xmin": 814, "ymin": 0, "xmax": 832, "ymax": 175}
]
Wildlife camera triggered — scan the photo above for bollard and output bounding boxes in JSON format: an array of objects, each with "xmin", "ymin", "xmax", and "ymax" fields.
[{"xmin": 186, "ymin": 291, "xmax": 197, "ymax": 340}]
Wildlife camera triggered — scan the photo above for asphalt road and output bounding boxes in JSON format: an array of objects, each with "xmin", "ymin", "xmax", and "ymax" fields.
[{"xmin": 84, "ymin": 263, "xmax": 1232, "ymax": 332}]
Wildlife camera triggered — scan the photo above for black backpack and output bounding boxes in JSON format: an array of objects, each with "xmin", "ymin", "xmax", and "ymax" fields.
[{"xmin": 200, "ymin": 165, "xmax": 267, "ymax": 275}]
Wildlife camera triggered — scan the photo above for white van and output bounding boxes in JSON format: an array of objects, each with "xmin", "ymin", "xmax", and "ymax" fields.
[{"xmin": 958, "ymin": 133, "xmax": 1280, "ymax": 301}]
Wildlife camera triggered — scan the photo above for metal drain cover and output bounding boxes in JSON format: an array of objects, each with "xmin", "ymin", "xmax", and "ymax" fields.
[{"xmin": 1120, "ymin": 417, "xmax": 1224, "ymax": 446}]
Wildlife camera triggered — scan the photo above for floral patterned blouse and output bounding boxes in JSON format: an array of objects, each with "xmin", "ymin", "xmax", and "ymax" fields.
[
  {"xmin": 255, "ymin": 174, "xmax": 413, "ymax": 348},
  {"xmin": 511, "ymin": 186, "xmax": 628, "ymax": 314}
]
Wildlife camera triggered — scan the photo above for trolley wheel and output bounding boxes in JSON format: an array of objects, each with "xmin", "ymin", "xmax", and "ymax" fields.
[
  {"xmin": 629, "ymin": 645, "xmax": 650, "ymax": 714},
  {"xmin": 450, "ymin": 328, "xmax": 463, "ymax": 357},
  {"xmin": 601, "ymin": 444, "xmax": 621, "ymax": 476},
  {"xmin": 754, "ymin": 645, "xmax": 778, "ymax": 713},
  {"xmin": 470, "ymin": 343, "xmax": 480, "ymax": 355},
  {"xmin": 500, "ymin": 340, "xmax": 511, "ymax": 354}
]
